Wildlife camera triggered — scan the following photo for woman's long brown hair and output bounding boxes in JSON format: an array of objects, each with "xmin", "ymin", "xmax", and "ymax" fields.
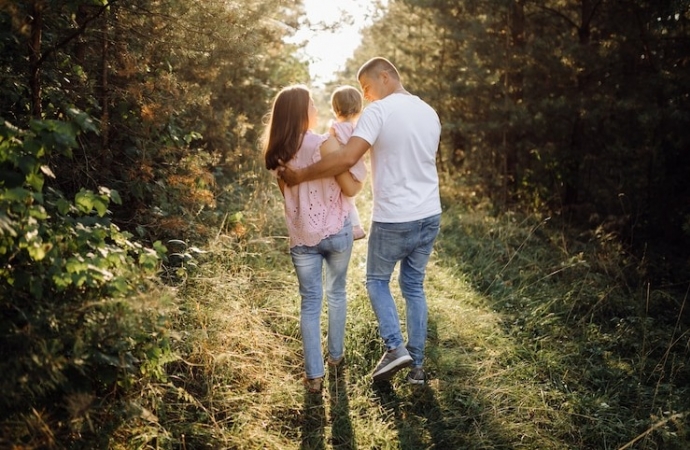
[{"xmin": 263, "ymin": 85, "xmax": 310, "ymax": 171}]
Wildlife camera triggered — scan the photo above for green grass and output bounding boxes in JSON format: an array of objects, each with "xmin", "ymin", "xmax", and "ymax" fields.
[{"xmin": 159, "ymin": 173, "xmax": 689, "ymax": 449}]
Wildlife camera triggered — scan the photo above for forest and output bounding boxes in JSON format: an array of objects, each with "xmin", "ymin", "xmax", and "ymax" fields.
[{"xmin": 1, "ymin": 0, "xmax": 689, "ymax": 449}]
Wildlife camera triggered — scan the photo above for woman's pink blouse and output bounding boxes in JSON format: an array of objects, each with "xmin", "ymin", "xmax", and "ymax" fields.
[{"xmin": 281, "ymin": 131, "xmax": 352, "ymax": 248}]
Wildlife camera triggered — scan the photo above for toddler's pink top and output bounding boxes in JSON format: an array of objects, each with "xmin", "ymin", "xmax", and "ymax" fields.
[
  {"xmin": 330, "ymin": 121, "xmax": 367, "ymax": 182},
  {"xmin": 281, "ymin": 131, "xmax": 352, "ymax": 248}
]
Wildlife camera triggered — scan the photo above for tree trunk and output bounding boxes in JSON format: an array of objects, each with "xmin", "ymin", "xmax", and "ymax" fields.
[
  {"xmin": 100, "ymin": 7, "xmax": 110, "ymax": 150},
  {"xmin": 29, "ymin": 0, "xmax": 44, "ymax": 119},
  {"xmin": 502, "ymin": 0, "xmax": 525, "ymax": 205},
  {"xmin": 564, "ymin": 0, "xmax": 598, "ymax": 207}
]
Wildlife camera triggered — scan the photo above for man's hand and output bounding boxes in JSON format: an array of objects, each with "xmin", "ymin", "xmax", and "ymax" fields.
[{"xmin": 277, "ymin": 160, "xmax": 301, "ymax": 186}]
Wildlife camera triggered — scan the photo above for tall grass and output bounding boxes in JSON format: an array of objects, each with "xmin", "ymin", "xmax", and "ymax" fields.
[{"xmin": 155, "ymin": 172, "xmax": 688, "ymax": 449}]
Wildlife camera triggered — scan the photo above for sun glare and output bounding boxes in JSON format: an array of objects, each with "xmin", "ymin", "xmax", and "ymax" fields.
[{"xmin": 291, "ymin": 0, "xmax": 386, "ymax": 86}]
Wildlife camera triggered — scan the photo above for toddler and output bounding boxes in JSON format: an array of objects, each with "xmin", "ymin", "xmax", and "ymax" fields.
[{"xmin": 329, "ymin": 85, "xmax": 367, "ymax": 240}]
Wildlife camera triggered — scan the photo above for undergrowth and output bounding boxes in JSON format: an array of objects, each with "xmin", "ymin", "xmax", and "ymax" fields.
[
  {"xmin": 13, "ymin": 164, "xmax": 682, "ymax": 449},
  {"xmin": 152, "ymin": 172, "xmax": 688, "ymax": 449}
]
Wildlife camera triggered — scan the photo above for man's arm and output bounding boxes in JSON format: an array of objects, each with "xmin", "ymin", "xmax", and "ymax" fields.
[
  {"xmin": 320, "ymin": 136, "xmax": 363, "ymax": 197},
  {"xmin": 279, "ymin": 136, "xmax": 370, "ymax": 186}
]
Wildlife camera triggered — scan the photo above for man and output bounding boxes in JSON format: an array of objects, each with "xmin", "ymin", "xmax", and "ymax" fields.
[{"xmin": 279, "ymin": 57, "xmax": 441, "ymax": 385}]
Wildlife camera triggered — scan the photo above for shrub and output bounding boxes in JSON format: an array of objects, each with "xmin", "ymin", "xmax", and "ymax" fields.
[{"xmin": 0, "ymin": 112, "xmax": 175, "ymax": 448}]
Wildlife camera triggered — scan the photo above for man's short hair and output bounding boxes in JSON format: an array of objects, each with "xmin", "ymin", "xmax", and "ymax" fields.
[{"xmin": 357, "ymin": 57, "xmax": 400, "ymax": 81}]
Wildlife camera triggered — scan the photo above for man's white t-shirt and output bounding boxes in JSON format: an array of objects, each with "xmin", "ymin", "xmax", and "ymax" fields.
[{"xmin": 352, "ymin": 93, "xmax": 442, "ymax": 223}]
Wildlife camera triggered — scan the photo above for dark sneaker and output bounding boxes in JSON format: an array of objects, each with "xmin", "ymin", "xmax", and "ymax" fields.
[
  {"xmin": 372, "ymin": 345, "xmax": 413, "ymax": 381},
  {"xmin": 407, "ymin": 367, "xmax": 425, "ymax": 385}
]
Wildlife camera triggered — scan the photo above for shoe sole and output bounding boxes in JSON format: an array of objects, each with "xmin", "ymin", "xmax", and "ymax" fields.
[
  {"xmin": 372, "ymin": 355, "xmax": 413, "ymax": 381},
  {"xmin": 407, "ymin": 377, "xmax": 425, "ymax": 385}
]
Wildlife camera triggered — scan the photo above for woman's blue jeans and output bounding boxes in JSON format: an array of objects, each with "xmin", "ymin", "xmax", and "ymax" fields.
[
  {"xmin": 366, "ymin": 213, "xmax": 441, "ymax": 368},
  {"xmin": 290, "ymin": 220, "xmax": 353, "ymax": 380}
]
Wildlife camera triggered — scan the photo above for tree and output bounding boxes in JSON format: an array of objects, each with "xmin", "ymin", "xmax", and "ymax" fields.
[
  {"xmin": 1, "ymin": 0, "xmax": 313, "ymax": 446},
  {"xmin": 343, "ymin": 0, "xmax": 690, "ymax": 274}
]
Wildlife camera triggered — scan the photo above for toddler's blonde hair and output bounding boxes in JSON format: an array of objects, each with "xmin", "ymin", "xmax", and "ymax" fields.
[{"xmin": 330, "ymin": 86, "xmax": 363, "ymax": 120}]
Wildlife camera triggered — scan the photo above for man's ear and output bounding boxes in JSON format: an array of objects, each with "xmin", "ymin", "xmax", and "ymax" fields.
[{"xmin": 380, "ymin": 71, "xmax": 390, "ymax": 84}]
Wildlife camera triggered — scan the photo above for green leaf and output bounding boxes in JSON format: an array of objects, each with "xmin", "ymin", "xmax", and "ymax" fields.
[
  {"xmin": 52, "ymin": 272, "xmax": 72, "ymax": 289},
  {"xmin": 51, "ymin": 121, "xmax": 78, "ymax": 148},
  {"xmin": 75, "ymin": 190, "xmax": 94, "ymax": 214},
  {"xmin": 28, "ymin": 204, "xmax": 48, "ymax": 220},
  {"xmin": 56, "ymin": 198, "xmax": 70, "ymax": 215},
  {"xmin": 109, "ymin": 189, "xmax": 122, "ymax": 205},
  {"xmin": 66, "ymin": 257, "xmax": 88, "ymax": 273},
  {"xmin": 93, "ymin": 197, "xmax": 108, "ymax": 217},
  {"xmin": 230, "ymin": 211, "xmax": 243, "ymax": 223},
  {"xmin": 18, "ymin": 155, "xmax": 38, "ymax": 176},
  {"xmin": 1, "ymin": 187, "xmax": 31, "ymax": 202},
  {"xmin": 27, "ymin": 242, "xmax": 52, "ymax": 261},
  {"xmin": 139, "ymin": 248, "xmax": 160, "ymax": 271},
  {"xmin": 67, "ymin": 107, "xmax": 99, "ymax": 134},
  {"xmin": 153, "ymin": 240, "xmax": 167, "ymax": 255},
  {"xmin": 110, "ymin": 277, "xmax": 130, "ymax": 294},
  {"xmin": 26, "ymin": 171, "xmax": 44, "ymax": 191}
]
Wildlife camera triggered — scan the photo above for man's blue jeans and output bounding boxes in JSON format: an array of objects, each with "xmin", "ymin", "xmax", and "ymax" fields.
[
  {"xmin": 366, "ymin": 213, "xmax": 441, "ymax": 368},
  {"xmin": 290, "ymin": 220, "xmax": 353, "ymax": 379}
]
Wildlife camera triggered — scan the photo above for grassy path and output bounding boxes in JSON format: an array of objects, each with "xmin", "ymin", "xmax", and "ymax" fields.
[{"xmin": 177, "ymin": 177, "xmax": 688, "ymax": 449}]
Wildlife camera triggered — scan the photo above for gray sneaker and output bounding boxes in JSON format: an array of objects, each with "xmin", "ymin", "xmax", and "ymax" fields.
[
  {"xmin": 407, "ymin": 367, "xmax": 425, "ymax": 385},
  {"xmin": 372, "ymin": 345, "xmax": 413, "ymax": 381}
]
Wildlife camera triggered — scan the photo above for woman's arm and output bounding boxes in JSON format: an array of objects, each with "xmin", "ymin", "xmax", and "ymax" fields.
[{"xmin": 320, "ymin": 136, "xmax": 362, "ymax": 197}]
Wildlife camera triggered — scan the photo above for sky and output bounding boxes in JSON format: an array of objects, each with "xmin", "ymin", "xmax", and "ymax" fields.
[{"xmin": 289, "ymin": 0, "xmax": 386, "ymax": 86}]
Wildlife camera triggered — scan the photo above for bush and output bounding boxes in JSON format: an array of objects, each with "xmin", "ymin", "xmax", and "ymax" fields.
[{"xmin": 0, "ymin": 112, "xmax": 176, "ymax": 448}]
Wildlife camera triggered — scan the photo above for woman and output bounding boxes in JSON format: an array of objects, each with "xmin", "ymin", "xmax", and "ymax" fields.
[{"xmin": 262, "ymin": 85, "xmax": 363, "ymax": 393}]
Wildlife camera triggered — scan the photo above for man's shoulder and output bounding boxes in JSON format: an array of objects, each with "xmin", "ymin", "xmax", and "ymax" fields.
[{"xmin": 378, "ymin": 93, "xmax": 434, "ymax": 110}]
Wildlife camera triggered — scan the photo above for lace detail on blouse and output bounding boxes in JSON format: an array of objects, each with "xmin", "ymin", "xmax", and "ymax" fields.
[{"xmin": 281, "ymin": 131, "xmax": 352, "ymax": 247}]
